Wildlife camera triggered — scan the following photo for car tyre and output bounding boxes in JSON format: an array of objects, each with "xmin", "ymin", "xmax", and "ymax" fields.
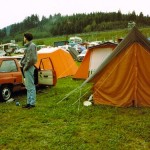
[{"xmin": 0, "ymin": 85, "xmax": 12, "ymax": 102}]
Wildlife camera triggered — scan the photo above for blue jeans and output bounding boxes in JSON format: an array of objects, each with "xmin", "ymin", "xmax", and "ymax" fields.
[{"xmin": 24, "ymin": 66, "xmax": 36, "ymax": 105}]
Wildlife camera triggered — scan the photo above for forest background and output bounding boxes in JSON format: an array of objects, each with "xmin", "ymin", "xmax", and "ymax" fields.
[{"xmin": 0, "ymin": 10, "xmax": 150, "ymax": 45}]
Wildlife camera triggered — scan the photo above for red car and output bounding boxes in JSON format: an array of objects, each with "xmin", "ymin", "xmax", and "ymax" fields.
[{"xmin": 0, "ymin": 56, "xmax": 57, "ymax": 101}]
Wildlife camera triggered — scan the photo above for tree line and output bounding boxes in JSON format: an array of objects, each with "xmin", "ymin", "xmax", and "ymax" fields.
[{"xmin": 0, "ymin": 10, "xmax": 150, "ymax": 43}]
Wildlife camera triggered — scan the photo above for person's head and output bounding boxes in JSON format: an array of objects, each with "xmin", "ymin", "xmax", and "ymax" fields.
[{"xmin": 24, "ymin": 33, "xmax": 33, "ymax": 44}]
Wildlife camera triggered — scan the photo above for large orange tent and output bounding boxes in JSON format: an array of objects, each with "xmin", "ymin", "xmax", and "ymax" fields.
[
  {"xmin": 82, "ymin": 26, "xmax": 150, "ymax": 107},
  {"xmin": 73, "ymin": 42, "xmax": 117, "ymax": 79},
  {"xmin": 35, "ymin": 47, "xmax": 78, "ymax": 78}
]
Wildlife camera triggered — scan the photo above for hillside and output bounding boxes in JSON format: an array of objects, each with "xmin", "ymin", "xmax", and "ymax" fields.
[
  {"xmin": 31, "ymin": 27, "xmax": 150, "ymax": 47},
  {"xmin": 1, "ymin": 11, "xmax": 150, "ymax": 44}
]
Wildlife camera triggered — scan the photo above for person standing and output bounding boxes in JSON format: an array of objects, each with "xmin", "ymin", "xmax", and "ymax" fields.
[{"xmin": 20, "ymin": 33, "xmax": 37, "ymax": 109}]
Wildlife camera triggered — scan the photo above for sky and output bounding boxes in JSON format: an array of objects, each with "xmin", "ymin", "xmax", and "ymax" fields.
[{"xmin": 0, "ymin": 0, "xmax": 150, "ymax": 29}]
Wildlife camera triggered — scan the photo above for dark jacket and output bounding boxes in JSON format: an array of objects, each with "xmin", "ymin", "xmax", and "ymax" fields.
[{"xmin": 20, "ymin": 41, "xmax": 37, "ymax": 71}]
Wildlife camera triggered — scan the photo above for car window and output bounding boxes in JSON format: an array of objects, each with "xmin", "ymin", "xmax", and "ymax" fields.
[
  {"xmin": 39, "ymin": 58, "xmax": 53, "ymax": 70},
  {"xmin": 0, "ymin": 60, "xmax": 18, "ymax": 72},
  {"xmin": 80, "ymin": 50, "xmax": 87, "ymax": 55},
  {"xmin": 82, "ymin": 50, "xmax": 87, "ymax": 54}
]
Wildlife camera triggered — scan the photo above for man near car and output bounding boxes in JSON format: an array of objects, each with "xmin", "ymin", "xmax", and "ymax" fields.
[{"xmin": 20, "ymin": 33, "xmax": 37, "ymax": 109}]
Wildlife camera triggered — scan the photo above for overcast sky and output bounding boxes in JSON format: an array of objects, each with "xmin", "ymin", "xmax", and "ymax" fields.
[{"xmin": 0, "ymin": 0, "xmax": 150, "ymax": 29}]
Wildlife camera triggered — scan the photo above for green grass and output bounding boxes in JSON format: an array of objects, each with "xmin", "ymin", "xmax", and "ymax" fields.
[
  {"xmin": 17, "ymin": 27, "xmax": 150, "ymax": 47},
  {"xmin": 0, "ymin": 77, "xmax": 150, "ymax": 150}
]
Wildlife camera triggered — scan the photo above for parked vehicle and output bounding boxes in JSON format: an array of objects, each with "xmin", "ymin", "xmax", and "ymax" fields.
[
  {"xmin": 0, "ymin": 50, "xmax": 6, "ymax": 56},
  {"xmin": 0, "ymin": 56, "xmax": 57, "ymax": 101},
  {"xmin": 69, "ymin": 36, "xmax": 82, "ymax": 46},
  {"xmin": 14, "ymin": 48, "xmax": 26, "ymax": 54},
  {"xmin": 77, "ymin": 49, "xmax": 87, "ymax": 61},
  {"xmin": 0, "ymin": 43, "xmax": 18, "ymax": 51},
  {"xmin": 0, "ymin": 43, "xmax": 18, "ymax": 56},
  {"xmin": 73, "ymin": 44, "xmax": 86, "ymax": 53},
  {"xmin": 36, "ymin": 45, "xmax": 46, "ymax": 51},
  {"xmin": 11, "ymin": 55, "xmax": 23, "ymax": 63}
]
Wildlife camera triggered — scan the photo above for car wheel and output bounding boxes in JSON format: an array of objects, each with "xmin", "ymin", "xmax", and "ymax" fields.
[{"xmin": 0, "ymin": 85, "xmax": 12, "ymax": 102}]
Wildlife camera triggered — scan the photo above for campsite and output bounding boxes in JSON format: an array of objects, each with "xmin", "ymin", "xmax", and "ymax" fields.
[{"xmin": 0, "ymin": 27, "xmax": 150, "ymax": 149}]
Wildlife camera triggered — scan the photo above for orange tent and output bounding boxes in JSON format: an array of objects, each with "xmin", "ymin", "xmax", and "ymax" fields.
[
  {"xmin": 83, "ymin": 27, "xmax": 150, "ymax": 107},
  {"xmin": 35, "ymin": 47, "xmax": 78, "ymax": 78},
  {"xmin": 73, "ymin": 42, "xmax": 117, "ymax": 79}
]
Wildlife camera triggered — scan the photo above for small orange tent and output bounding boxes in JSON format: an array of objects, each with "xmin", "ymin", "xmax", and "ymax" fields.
[
  {"xmin": 35, "ymin": 47, "xmax": 78, "ymax": 78},
  {"xmin": 73, "ymin": 42, "xmax": 117, "ymax": 79},
  {"xmin": 83, "ymin": 27, "xmax": 150, "ymax": 107}
]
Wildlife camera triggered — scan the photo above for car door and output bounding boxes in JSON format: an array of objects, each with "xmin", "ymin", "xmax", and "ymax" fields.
[
  {"xmin": 0, "ymin": 59, "xmax": 22, "ymax": 85},
  {"xmin": 38, "ymin": 57, "xmax": 57, "ymax": 86}
]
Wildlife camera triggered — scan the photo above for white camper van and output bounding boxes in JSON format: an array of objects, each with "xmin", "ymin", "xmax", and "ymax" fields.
[{"xmin": 69, "ymin": 36, "xmax": 82, "ymax": 46}]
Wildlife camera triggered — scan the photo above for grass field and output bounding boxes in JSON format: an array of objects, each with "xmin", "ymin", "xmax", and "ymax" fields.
[
  {"xmin": 21, "ymin": 27, "xmax": 150, "ymax": 47},
  {"xmin": 33, "ymin": 29, "xmax": 128, "ymax": 46},
  {"xmin": 0, "ymin": 76, "xmax": 150, "ymax": 150}
]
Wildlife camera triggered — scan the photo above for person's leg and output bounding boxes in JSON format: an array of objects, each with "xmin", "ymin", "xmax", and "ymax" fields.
[{"xmin": 24, "ymin": 66, "xmax": 36, "ymax": 106}]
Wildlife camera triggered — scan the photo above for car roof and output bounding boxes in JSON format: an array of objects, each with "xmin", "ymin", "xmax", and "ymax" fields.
[{"xmin": 0, "ymin": 56, "xmax": 19, "ymax": 60}]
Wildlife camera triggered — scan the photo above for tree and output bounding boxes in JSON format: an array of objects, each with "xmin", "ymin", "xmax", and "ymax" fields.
[{"xmin": 117, "ymin": 10, "xmax": 122, "ymax": 21}]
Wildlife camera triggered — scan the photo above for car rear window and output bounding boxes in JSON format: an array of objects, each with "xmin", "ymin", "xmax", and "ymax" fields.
[{"xmin": 0, "ymin": 60, "xmax": 18, "ymax": 72}]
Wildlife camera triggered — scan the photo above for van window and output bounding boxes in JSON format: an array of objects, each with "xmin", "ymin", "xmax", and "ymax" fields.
[{"xmin": 69, "ymin": 37, "xmax": 82, "ymax": 44}]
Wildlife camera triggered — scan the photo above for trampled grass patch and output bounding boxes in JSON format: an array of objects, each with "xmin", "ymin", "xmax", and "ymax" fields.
[{"xmin": 0, "ymin": 77, "xmax": 150, "ymax": 150}]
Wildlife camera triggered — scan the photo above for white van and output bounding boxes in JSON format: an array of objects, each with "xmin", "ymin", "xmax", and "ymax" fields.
[{"xmin": 69, "ymin": 36, "xmax": 82, "ymax": 45}]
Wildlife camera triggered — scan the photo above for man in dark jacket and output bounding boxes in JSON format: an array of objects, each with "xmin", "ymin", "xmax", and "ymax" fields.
[{"xmin": 21, "ymin": 33, "xmax": 37, "ymax": 109}]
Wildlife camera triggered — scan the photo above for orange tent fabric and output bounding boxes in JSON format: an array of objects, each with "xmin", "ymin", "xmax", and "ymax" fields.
[
  {"xmin": 35, "ymin": 47, "xmax": 78, "ymax": 78},
  {"xmin": 85, "ymin": 27, "xmax": 150, "ymax": 107},
  {"xmin": 73, "ymin": 42, "xmax": 117, "ymax": 79}
]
